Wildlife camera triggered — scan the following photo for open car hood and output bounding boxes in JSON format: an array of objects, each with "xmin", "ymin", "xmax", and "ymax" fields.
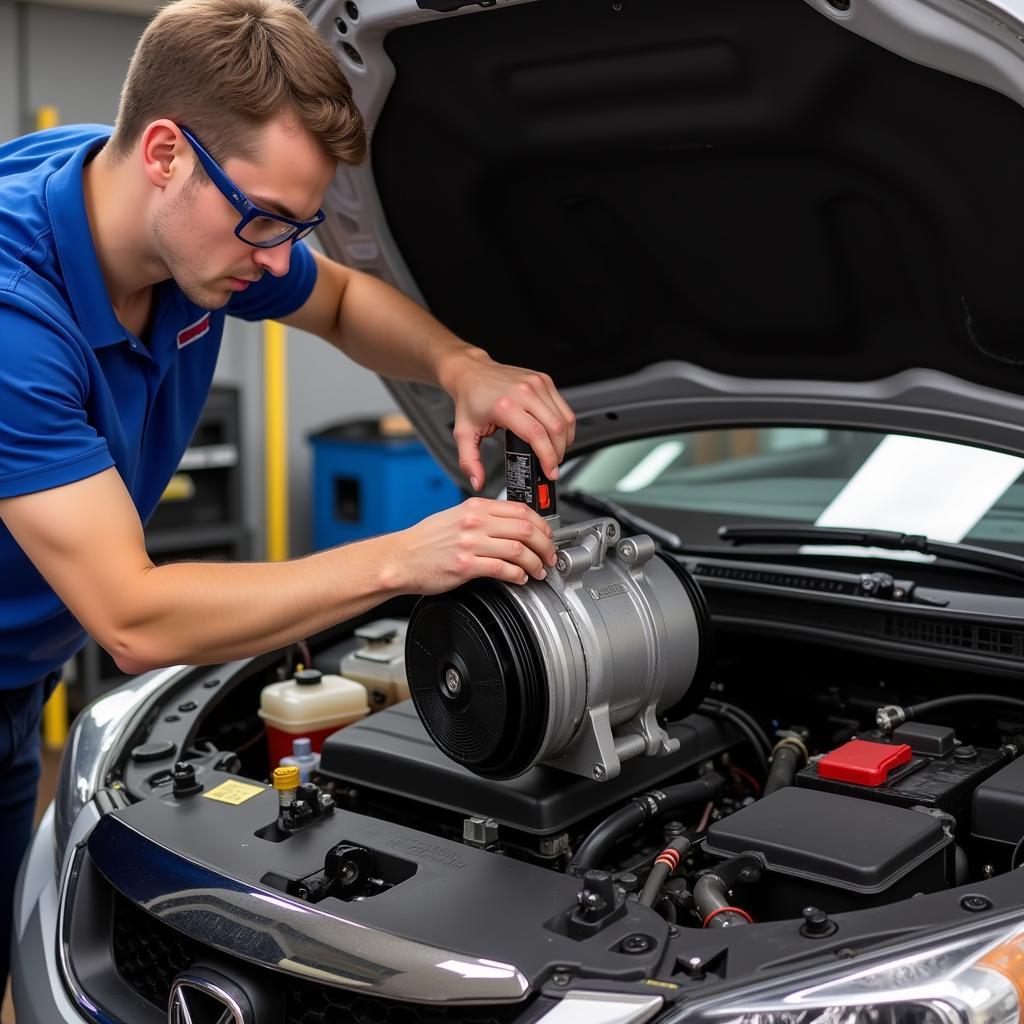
[{"xmin": 308, "ymin": 0, "xmax": 1024, "ymax": 490}]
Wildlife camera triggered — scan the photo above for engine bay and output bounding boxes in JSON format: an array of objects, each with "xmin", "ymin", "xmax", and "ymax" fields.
[{"xmin": 100, "ymin": 574, "xmax": 1024, "ymax": 997}]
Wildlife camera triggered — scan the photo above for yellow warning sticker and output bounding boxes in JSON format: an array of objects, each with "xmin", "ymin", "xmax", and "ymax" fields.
[{"xmin": 203, "ymin": 780, "xmax": 265, "ymax": 805}]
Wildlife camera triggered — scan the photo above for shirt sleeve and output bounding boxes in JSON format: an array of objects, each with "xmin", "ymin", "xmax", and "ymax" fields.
[
  {"xmin": 226, "ymin": 239, "xmax": 318, "ymax": 323},
  {"xmin": 0, "ymin": 299, "xmax": 113, "ymax": 498}
]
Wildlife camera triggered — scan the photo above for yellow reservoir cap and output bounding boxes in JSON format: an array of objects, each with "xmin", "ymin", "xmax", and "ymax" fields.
[{"xmin": 272, "ymin": 766, "xmax": 300, "ymax": 791}]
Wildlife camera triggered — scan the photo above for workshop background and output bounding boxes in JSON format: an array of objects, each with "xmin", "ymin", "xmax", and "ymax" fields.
[{"xmin": 0, "ymin": 3, "xmax": 411, "ymax": 1019}]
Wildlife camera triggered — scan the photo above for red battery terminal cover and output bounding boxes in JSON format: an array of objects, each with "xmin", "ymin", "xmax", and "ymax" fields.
[{"xmin": 817, "ymin": 738, "xmax": 913, "ymax": 787}]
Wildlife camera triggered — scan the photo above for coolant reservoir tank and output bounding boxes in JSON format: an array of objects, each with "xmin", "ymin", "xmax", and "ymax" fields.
[
  {"xmin": 259, "ymin": 669, "xmax": 369, "ymax": 766},
  {"xmin": 340, "ymin": 618, "xmax": 410, "ymax": 707}
]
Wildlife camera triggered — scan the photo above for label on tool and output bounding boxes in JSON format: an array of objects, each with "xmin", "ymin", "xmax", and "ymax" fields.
[
  {"xmin": 505, "ymin": 432, "xmax": 557, "ymax": 518},
  {"xmin": 203, "ymin": 780, "xmax": 265, "ymax": 805}
]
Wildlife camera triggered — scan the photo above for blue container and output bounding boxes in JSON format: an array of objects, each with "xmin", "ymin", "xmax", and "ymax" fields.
[{"xmin": 310, "ymin": 419, "xmax": 462, "ymax": 549}]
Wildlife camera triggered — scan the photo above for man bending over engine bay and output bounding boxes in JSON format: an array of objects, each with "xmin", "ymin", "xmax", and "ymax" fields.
[{"xmin": 0, "ymin": 0, "xmax": 574, "ymax": 989}]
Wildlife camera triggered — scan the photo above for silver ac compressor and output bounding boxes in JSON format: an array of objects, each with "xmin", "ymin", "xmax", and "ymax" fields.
[{"xmin": 405, "ymin": 515, "xmax": 710, "ymax": 782}]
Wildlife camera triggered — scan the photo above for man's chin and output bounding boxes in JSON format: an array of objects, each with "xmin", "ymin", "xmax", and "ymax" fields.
[{"xmin": 181, "ymin": 284, "xmax": 232, "ymax": 311}]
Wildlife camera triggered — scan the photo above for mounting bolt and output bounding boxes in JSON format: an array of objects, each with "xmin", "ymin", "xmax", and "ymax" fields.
[
  {"xmin": 592, "ymin": 764, "xmax": 606, "ymax": 780},
  {"xmin": 620, "ymin": 543, "xmax": 635, "ymax": 559},
  {"xmin": 443, "ymin": 667, "xmax": 462, "ymax": 697},
  {"xmin": 679, "ymin": 955, "xmax": 704, "ymax": 977},
  {"xmin": 961, "ymin": 895, "xmax": 992, "ymax": 913},
  {"xmin": 621, "ymin": 934, "xmax": 655, "ymax": 955},
  {"xmin": 556, "ymin": 557, "xmax": 568, "ymax": 574},
  {"xmin": 551, "ymin": 966, "xmax": 571, "ymax": 987},
  {"xmin": 606, "ymin": 523, "xmax": 616, "ymax": 538}
]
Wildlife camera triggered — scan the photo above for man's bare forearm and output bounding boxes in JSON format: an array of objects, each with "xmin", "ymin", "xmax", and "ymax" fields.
[
  {"xmin": 329, "ymin": 268, "xmax": 487, "ymax": 392},
  {"xmin": 111, "ymin": 533, "xmax": 404, "ymax": 673}
]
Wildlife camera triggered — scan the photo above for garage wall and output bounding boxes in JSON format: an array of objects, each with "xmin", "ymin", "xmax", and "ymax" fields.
[
  {"xmin": 0, "ymin": 0, "xmax": 396, "ymax": 558},
  {"xmin": 0, "ymin": 3, "xmax": 19, "ymax": 142}
]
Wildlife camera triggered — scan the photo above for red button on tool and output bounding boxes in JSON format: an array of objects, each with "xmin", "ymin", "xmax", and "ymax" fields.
[
  {"xmin": 538, "ymin": 483, "xmax": 551, "ymax": 510},
  {"xmin": 817, "ymin": 739, "xmax": 912, "ymax": 787}
]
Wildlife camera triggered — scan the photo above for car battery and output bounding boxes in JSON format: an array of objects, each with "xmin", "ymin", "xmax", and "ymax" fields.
[{"xmin": 797, "ymin": 724, "xmax": 1009, "ymax": 826}]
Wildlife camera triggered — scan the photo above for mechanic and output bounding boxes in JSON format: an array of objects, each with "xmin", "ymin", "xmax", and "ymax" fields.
[{"xmin": 0, "ymin": 0, "xmax": 574, "ymax": 989}]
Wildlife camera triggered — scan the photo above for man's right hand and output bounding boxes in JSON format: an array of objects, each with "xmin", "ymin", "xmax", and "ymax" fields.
[{"xmin": 390, "ymin": 497, "xmax": 558, "ymax": 595}]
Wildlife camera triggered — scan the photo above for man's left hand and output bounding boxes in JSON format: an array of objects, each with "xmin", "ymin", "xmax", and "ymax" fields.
[{"xmin": 441, "ymin": 348, "xmax": 576, "ymax": 491}]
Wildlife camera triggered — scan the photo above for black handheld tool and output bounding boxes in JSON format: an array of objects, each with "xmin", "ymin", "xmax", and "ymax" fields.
[{"xmin": 504, "ymin": 430, "xmax": 557, "ymax": 520}]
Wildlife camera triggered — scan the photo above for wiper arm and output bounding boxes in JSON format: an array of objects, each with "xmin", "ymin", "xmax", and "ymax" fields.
[
  {"xmin": 562, "ymin": 489, "xmax": 685, "ymax": 552},
  {"xmin": 718, "ymin": 524, "xmax": 1024, "ymax": 581}
]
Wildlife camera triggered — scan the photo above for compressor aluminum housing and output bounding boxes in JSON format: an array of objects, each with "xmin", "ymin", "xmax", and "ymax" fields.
[{"xmin": 405, "ymin": 517, "xmax": 710, "ymax": 782}]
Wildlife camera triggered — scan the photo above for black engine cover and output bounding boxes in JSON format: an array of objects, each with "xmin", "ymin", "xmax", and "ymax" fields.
[{"xmin": 318, "ymin": 701, "xmax": 736, "ymax": 836}]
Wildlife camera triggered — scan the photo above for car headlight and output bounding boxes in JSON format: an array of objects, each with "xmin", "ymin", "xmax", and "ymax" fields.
[
  {"xmin": 53, "ymin": 664, "xmax": 188, "ymax": 874},
  {"xmin": 665, "ymin": 917, "xmax": 1024, "ymax": 1024}
]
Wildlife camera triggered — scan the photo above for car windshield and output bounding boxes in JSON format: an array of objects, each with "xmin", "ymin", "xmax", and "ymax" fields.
[{"xmin": 565, "ymin": 427, "xmax": 1024, "ymax": 555}]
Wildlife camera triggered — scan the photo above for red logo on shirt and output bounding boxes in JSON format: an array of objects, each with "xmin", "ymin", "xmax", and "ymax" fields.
[{"xmin": 177, "ymin": 313, "xmax": 211, "ymax": 349}]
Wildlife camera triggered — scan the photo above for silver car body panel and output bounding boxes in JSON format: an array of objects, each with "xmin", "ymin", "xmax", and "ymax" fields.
[
  {"xmin": 303, "ymin": 0, "xmax": 1024, "ymax": 488},
  {"xmin": 85, "ymin": 812, "xmax": 531, "ymax": 1005}
]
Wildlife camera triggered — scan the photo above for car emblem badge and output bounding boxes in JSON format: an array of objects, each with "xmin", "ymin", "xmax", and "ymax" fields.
[{"xmin": 168, "ymin": 970, "xmax": 253, "ymax": 1024}]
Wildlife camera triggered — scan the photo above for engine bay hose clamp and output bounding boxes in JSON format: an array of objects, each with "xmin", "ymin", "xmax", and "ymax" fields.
[
  {"xmin": 772, "ymin": 735, "xmax": 809, "ymax": 762},
  {"xmin": 703, "ymin": 905, "xmax": 755, "ymax": 928}
]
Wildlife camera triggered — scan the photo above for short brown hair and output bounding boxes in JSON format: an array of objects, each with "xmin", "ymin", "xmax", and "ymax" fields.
[{"xmin": 108, "ymin": 0, "xmax": 366, "ymax": 168}]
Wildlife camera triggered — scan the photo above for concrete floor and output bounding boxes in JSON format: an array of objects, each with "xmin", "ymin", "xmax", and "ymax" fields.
[{"xmin": 2, "ymin": 747, "xmax": 63, "ymax": 1024}]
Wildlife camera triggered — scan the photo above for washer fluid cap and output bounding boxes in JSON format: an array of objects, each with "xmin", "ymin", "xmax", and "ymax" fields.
[{"xmin": 818, "ymin": 738, "xmax": 912, "ymax": 787}]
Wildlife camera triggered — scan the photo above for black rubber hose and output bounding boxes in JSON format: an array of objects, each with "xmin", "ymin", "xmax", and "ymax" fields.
[
  {"xmin": 763, "ymin": 739, "xmax": 807, "ymax": 797},
  {"xmin": 700, "ymin": 704, "xmax": 769, "ymax": 775},
  {"xmin": 693, "ymin": 852, "xmax": 762, "ymax": 928},
  {"xmin": 907, "ymin": 694, "xmax": 1024, "ymax": 721},
  {"xmin": 701, "ymin": 699, "xmax": 772, "ymax": 757},
  {"xmin": 639, "ymin": 837, "xmax": 692, "ymax": 907},
  {"xmin": 569, "ymin": 773, "xmax": 724, "ymax": 875}
]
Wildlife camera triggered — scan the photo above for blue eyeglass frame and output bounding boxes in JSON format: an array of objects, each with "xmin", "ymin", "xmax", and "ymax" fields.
[{"xmin": 178, "ymin": 125, "xmax": 325, "ymax": 249}]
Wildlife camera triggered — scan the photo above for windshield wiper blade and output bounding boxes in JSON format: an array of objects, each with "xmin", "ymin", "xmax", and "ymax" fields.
[
  {"xmin": 718, "ymin": 524, "xmax": 1024, "ymax": 581},
  {"xmin": 562, "ymin": 489, "xmax": 685, "ymax": 552}
]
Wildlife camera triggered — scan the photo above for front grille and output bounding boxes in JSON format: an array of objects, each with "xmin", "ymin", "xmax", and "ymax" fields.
[
  {"xmin": 883, "ymin": 615, "xmax": 1024, "ymax": 658},
  {"xmin": 112, "ymin": 890, "xmax": 199, "ymax": 1006},
  {"xmin": 112, "ymin": 892, "xmax": 530, "ymax": 1024},
  {"xmin": 286, "ymin": 982, "xmax": 524, "ymax": 1024}
]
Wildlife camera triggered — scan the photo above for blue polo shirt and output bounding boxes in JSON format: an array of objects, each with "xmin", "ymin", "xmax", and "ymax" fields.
[{"xmin": 0, "ymin": 125, "xmax": 318, "ymax": 689}]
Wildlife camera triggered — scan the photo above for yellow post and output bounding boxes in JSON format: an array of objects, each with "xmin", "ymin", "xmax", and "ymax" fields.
[
  {"xmin": 36, "ymin": 105, "xmax": 59, "ymax": 131},
  {"xmin": 264, "ymin": 321, "xmax": 289, "ymax": 562},
  {"xmin": 43, "ymin": 682, "xmax": 68, "ymax": 751},
  {"xmin": 37, "ymin": 105, "xmax": 69, "ymax": 748}
]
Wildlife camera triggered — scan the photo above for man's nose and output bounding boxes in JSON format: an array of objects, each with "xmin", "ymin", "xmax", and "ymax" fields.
[{"xmin": 253, "ymin": 239, "xmax": 293, "ymax": 278}]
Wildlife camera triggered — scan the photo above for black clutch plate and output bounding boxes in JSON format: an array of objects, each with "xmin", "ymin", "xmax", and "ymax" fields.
[{"xmin": 405, "ymin": 581, "xmax": 549, "ymax": 779}]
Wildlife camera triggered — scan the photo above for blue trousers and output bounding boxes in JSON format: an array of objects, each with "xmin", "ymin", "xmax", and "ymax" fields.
[{"xmin": 0, "ymin": 674, "xmax": 56, "ymax": 995}]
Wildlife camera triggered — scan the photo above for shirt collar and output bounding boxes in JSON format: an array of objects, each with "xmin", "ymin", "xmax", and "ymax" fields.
[{"xmin": 45, "ymin": 131, "xmax": 130, "ymax": 350}]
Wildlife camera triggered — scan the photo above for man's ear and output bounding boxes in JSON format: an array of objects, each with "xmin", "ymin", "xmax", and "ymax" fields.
[{"xmin": 139, "ymin": 120, "xmax": 189, "ymax": 191}]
